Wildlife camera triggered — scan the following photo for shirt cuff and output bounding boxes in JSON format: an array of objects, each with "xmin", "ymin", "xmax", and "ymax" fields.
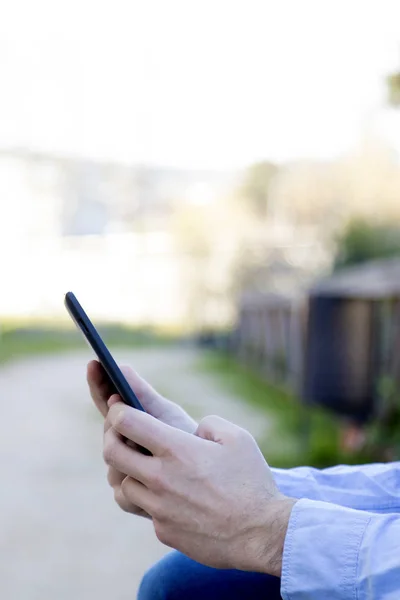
[{"xmin": 280, "ymin": 498, "xmax": 371, "ymax": 600}]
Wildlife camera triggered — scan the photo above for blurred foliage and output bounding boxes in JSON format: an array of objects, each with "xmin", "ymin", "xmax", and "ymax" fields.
[
  {"xmin": 387, "ymin": 70, "xmax": 400, "ymax": 107},
  {"xmin": 240, "ymin": 161, "xmax": 278, "ymax": 218},
  {"xmin": 366, "ymin": 375, "xmax": 400, "ymax": 460},
  {"xmin": 334, "ymin": 219, "xmax": 400, "ymax": 270},
  {"xmin": 167, "ymin": 142, "xmax": 400, "ymax": 321}
]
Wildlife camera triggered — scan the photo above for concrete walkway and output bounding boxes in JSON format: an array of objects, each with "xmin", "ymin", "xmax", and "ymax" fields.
[{"xmin": 0, "ymin": 347, "xmax": 270, "ymax": 599}]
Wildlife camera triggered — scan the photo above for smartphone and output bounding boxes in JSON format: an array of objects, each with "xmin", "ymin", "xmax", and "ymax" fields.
[{"xmin": 64, "ymin": 291, "xmax": 145, "ymax": 412}]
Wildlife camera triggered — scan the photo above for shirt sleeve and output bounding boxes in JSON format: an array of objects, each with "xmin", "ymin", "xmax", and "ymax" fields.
[
  {"xmin": 281, "ymin": 498, "xmax": 400, "ymax": 600},
  {"xmin": 272, "ymin": 462, "xmax": 400, "ymax": 513}
]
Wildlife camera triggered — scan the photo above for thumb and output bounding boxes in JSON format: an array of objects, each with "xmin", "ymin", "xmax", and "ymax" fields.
[
  {"xmin": 195, "ymin": 415, "xmax": 245, "ymax": 445},
  {"xmin": 120, "ymin": 365, "xmax": 170, "ymax": 418},
  {"xmin": 120, "ymin": 365, "xmax": 197, "ymax": 434}
]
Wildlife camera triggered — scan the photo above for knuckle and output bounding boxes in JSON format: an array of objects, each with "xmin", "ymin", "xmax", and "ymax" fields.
[
  {"xmin": 231, "ymin": 424, "xmax": 251, "ymax": 444},
  {"xmin": 200, "ymin": 414, "xmax": 230, "ymax": 432},
  {"xmin": 112, "ymin": 408, "xmax": 126, "ymax": 429},
  {"xmin": 114, "ymin": 487, "xmax": 133, "ymax": 513},
  {"xmin": 233, "ymin": 424, "xmax": 246, "ymax": 438},
  {"xmin": 120, "ymin": 475, "xmax": 131, "ymax": 496},
  {"xmin": 103, "ymin": 437, "xmax": 116, "ymax": 466},
  {"xmin": 148, "ymin": 470, "xmax": 165, "ymax": 492},
  {"xmin": 107, "ymin": 466, "xmax": 123, "ymax": 488},
  {"xmin": 145, "ymin": 460, "xmax": 166, "ymax": 491},
  {"xmin": 113, "ymin": 487, "xmax": 124, "ymax": 506},
  {"xmin": 200, "ymin": 414, "xmax": 219, "ymax": 427}
]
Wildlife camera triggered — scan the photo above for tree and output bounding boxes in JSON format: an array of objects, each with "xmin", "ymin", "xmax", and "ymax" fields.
[{"xmin": 334, "ymin": 219, "xmax": 400, "ymax": 271}]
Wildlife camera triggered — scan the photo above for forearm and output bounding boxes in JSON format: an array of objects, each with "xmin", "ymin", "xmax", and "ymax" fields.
[
  {"xmin": 280, "ymin": 499, "xmax": 400, "ymax": 600},
  {"xmin": 272, "ymin": 462, "xmax": 400, "ymax": 513}
]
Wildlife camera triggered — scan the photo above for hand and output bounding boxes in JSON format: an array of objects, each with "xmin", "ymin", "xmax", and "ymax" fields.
[
  {"xmin": 87, "ymin": 360, "xmax": 197, "ymax": 517},
  {"xmin": 104, "ymin": 401, "xmax": 297, "ymax": 576}
]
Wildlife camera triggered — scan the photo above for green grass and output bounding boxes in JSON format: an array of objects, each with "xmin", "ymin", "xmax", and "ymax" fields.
[
  {"xmin": 199, "ymin": 351, "xmax": 362, "ymax": 468},
  {"xmin": 0, "ymin": 327, "xmax": 80, "ymax": 362},
  {"xmin": 0, "ymin": 323, "xmax": 177, "ymax": 364}
]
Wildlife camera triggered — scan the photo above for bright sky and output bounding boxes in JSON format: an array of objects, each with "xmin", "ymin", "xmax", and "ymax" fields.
[{"xmin": 0, "ymin": 0, "xmax": 399, "ymax": 169}]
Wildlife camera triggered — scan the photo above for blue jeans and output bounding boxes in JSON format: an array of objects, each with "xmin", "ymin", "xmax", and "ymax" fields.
[{"xmin": 138, "ymin": 551, "xmax": 282, "ymax": 599}]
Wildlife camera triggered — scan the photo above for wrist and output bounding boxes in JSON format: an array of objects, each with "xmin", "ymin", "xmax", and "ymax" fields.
[{"xmin": 254, "ymin": 496, "xmax": 297, "ymax": 577}]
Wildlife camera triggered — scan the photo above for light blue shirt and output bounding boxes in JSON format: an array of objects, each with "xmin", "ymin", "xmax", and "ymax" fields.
[{"xmin": 272, "ymin": 462, "xmax": 400, "ymax": 599}]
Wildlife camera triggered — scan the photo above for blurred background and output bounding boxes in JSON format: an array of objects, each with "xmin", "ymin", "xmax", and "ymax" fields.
[{"xmin": 1, "ymin": 0, "xmax": 400, "ymax": 597}]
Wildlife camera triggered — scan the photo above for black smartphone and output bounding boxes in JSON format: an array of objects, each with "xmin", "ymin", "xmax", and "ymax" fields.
[{"xmin": 64, "ymin": 291, "xmax": 145, "ymax": 412}]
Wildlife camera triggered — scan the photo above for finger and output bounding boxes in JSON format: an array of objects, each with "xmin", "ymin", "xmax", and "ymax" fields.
[
  {"xmin": 88, "ymin": 361, "xmax": 171, "ymax": 420},
  {"xmin": 107, "ymin": 394, "xmax": 122, "ymax": 408},
  {"xmin": 107, "ymin": 466, "xmax": 126, "ymax": 488},
  {"xmin": 103, "ymin": 427, "xmax": 158, "ymax": 485},
  {"xmin": 108, "ymin": 402, "xmax": 191, "ymax": 456},
  {"xmin": 196, "ymin": 415, "xmax": 247, "ymax": 445},
  {"xmin": 114, "ymin": 483, "xmax": 137, "ymax": 513},
  {"xmin": 104, "ymin": 417, "xmax": 141, "ymax": 454},
  {"xmin": 119, "ymin": 365, "xmax": 171, "ymax": 418},
  {"xmin": 104, "ymin": 415, "xmax": 112, "ymax": 434},
  {"xmin": 114, "ymin": 484, "xmax": 149, "ymax": 516},
  {"xmin": 104, "ymin": 397, "xmax": 146, "ymax": 453},
  {"xmin": 103, "ymin": 395, "xmax": 121, "ymax": 434},
  {"xmin": 87, "ymin": 361, "xmax": 115, "ymax": 417},
  {"xmin": 120, "ymin": 368, "xmax": 197, "ymax": 432},
  {"xmin": 104, "ymin": 411, "xmax": 115, "ymax": 434},
  {"xmin": 107, "ymin": 395, "xmax": 120, "ymax": 408},
  {"xmin": 109, "ymin": 473, "xmax": 152, "ymax": 518},
  {"xmin": 120, "ymin": 477, "xmax": 157, "ymax": 517}
]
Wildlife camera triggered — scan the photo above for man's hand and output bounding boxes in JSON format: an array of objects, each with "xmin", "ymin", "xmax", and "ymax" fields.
[
  {"xmin": 87, "ymin": 360, "xmax": 197, "ymax": 517},
  {"xmin": 104, "ymin": 400, "xmax": 296, "ymax": 576}
]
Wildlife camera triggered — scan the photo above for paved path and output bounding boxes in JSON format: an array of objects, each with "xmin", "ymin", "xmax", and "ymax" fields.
[{"xmin": 0, "ymin": 347, "xmax": 270, "ymax": 599}]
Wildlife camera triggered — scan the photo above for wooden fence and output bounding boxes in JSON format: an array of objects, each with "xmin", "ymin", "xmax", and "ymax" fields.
[
  {"xmin": 234, "ymin": 292, "xmax": 306, "ymax": 393},
  {"xmin": 234, "ymin": 258, "xmax": 400, "ymax": 420}
]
